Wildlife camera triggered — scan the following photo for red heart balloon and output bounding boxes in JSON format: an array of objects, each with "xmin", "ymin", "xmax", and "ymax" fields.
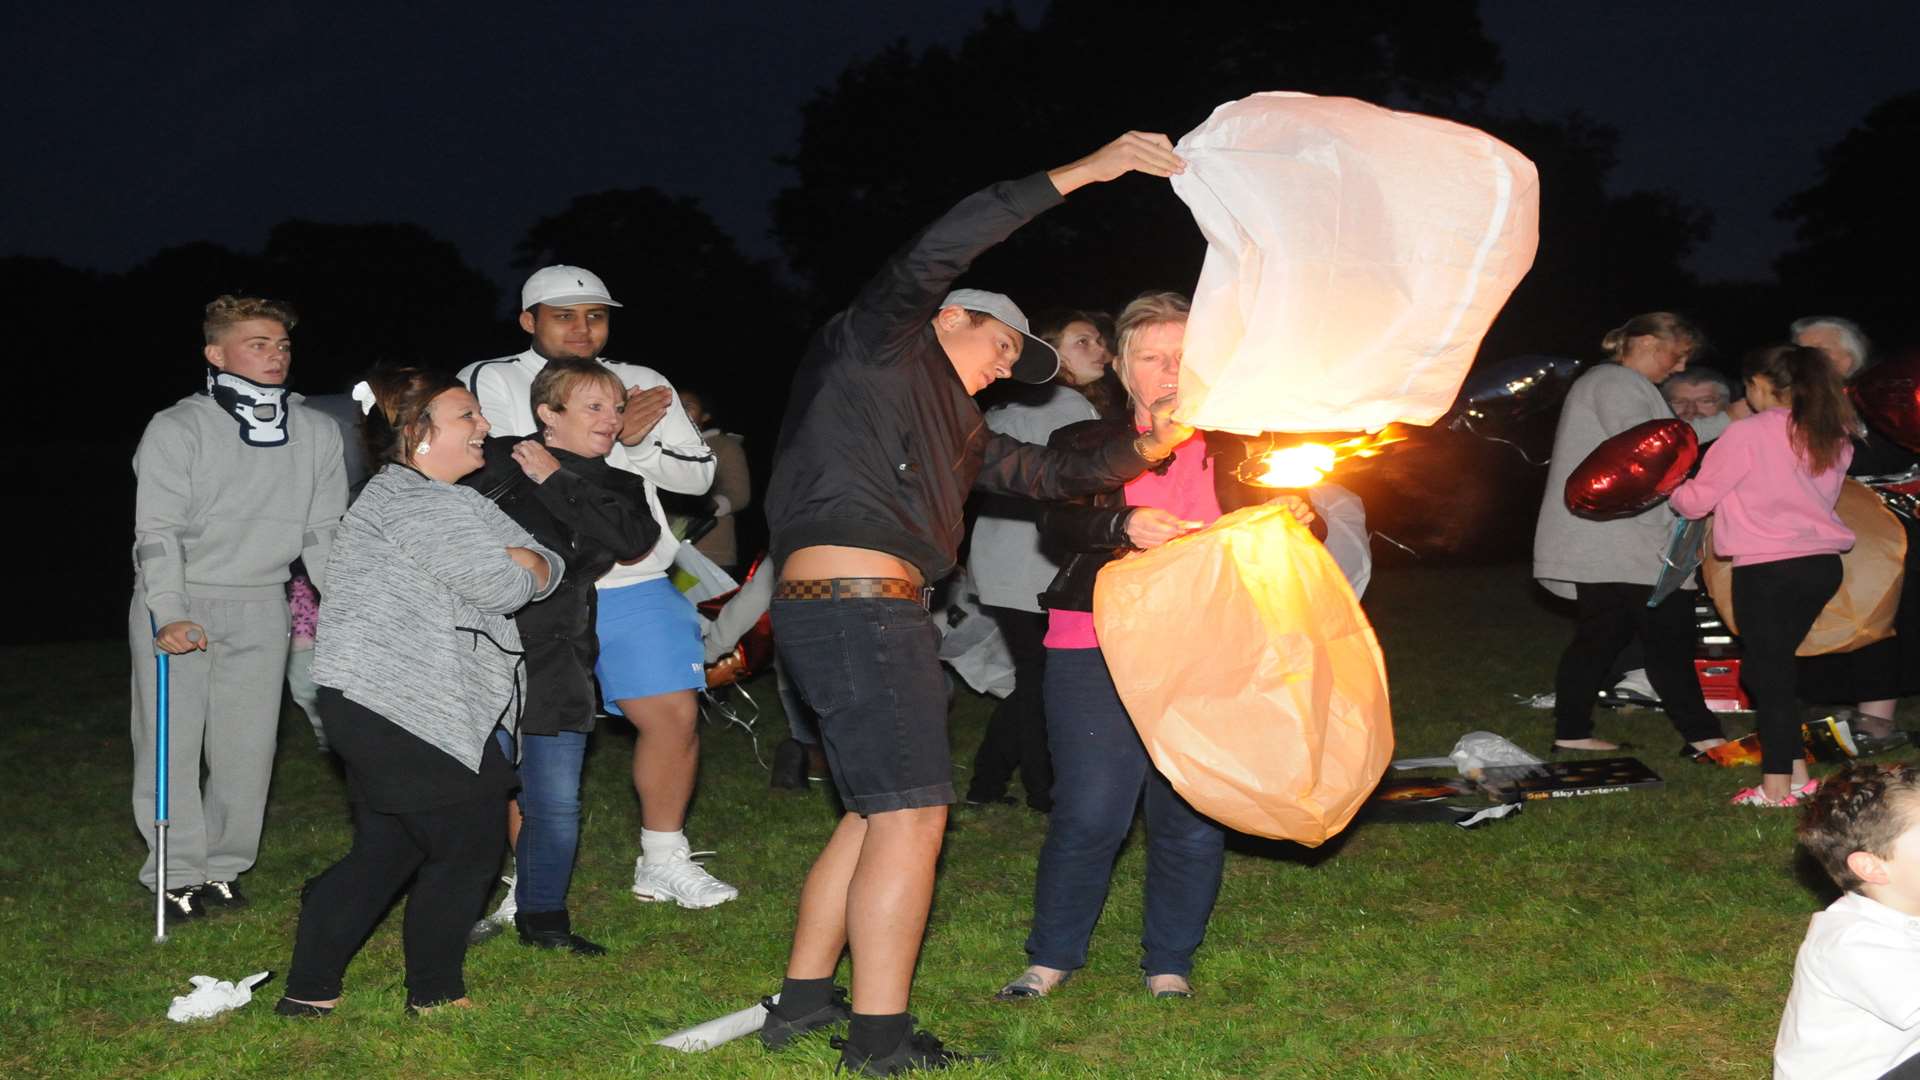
[
  {"xmin": 1564, "ymin": 418, "xmax": 1699, "ymax": 519},
  {"xmin": 1849, "ymin": 351, "xmax": 1920, "ymax": 453}
]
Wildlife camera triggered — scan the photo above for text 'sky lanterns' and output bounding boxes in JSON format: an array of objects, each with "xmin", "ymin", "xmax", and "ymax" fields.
[
  {"xmin": 1849, "ymin": 351, "xmax": 1920, "ymax": 453},
  {"xmin": 1094, "ymin": 503, "xmax": 1393, "ymax": 844},
  {"xmin": 1564, "ymin": 419, "xmax": 1699, "ymax": 519},
  {"xmin": 1170, "ymin": 92, "xmax": 1540, "ymax": 436}
]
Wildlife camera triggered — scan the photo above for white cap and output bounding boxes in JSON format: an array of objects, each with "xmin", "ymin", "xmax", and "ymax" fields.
[
  {"xmin": 521, "ymin": 265, "xmax": 623, "ymax": 311},
  {"xmin": 939, "ymin": 288, "xmax": 1060, "ymax": 383}
]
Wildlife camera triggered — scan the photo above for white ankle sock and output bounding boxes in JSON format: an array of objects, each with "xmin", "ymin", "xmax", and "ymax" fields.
[{"xmin": 641, "ymin": 829, "xmax": 688, "ymax": 865}]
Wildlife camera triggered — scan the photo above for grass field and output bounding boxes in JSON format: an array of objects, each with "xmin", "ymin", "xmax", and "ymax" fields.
[{"xmin": 3, "ymin": 563, "xmax": 1906, "ymax": 1079}]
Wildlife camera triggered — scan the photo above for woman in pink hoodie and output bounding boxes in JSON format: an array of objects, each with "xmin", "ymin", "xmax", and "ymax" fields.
[{"xmin": 1669, "ymin": 345, "xmax": 1859, "ymax": 807}]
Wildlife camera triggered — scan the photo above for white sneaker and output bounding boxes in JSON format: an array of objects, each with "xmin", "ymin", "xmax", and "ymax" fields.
[
  {"xmin": 488, "ymin": 874, "xmax": 518, "ymax": 925},
  {"xmin": 632, "ymin": 850, "xmax": 739, "ymax": 909},
  {"xmin": 1611, "ymin": 669, "xmax": 1660, "ymax": 702}
]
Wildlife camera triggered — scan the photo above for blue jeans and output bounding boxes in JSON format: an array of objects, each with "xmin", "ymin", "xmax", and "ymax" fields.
[
  {"xmin": 1026, "ymin": 647, "xmax": 1225, "ymax": 978},
  {"xmin": 497, "ymin": 728, "xmax": 589, "ymax": 914}
]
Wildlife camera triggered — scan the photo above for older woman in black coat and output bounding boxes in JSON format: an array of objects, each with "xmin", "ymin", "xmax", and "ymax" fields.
[{"xmin": 463, "ymin": 358, "xmax": 660, "ymax": 954}]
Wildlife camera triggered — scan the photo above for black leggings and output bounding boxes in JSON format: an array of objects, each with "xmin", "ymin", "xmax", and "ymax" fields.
[
  {"xmin": 966, "ymin": 605, "xmax": 1055, "ymax": 810},
  {"xmin": 1732, "ymin": 555, "xmax": 1843, "ymax": 775},
  {"xmin": 285, "ymin": 699, "xmax": 506, "ymax": 1008},
  {"xmin": 1554, "ymin": 582, "xmax": 1723, "ymax": 743}
]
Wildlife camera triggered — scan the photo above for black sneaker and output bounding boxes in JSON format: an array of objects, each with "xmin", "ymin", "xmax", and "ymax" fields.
[
  {"xmin": 199, "ymin": 879, "xmax": 248, "ymax": 910},
  {"xmin": 770, "ymin": 738, "xmax": 810, "ymax": 790},
  {"xmin": 833, "ymin": 1025, "xmax": 980, "ymax": 1076},
  {"xmin": 758, "ymin": 986, "xmax": 850, "ymax": 1049},
  {"xmin": 162, "ymin": 885, "xmax": 208, "ymax": 923},
  {"xmin": 515, "ymin": 912, "xmax": 608, "ymax": 956}
]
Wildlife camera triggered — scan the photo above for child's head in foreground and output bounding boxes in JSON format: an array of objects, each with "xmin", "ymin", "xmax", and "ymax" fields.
[{"xmin": 1800, "ymin": 762, "xmax": 1920, "ymax": 912}]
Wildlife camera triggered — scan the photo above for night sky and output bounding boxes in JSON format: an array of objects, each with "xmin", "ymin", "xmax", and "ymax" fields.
[{"xmin": 6, "ymin": 1, "xmax": 1916, "ymax": 292}]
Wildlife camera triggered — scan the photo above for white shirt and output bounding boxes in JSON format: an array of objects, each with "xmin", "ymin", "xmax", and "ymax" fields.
[
  {"xmin": 1776, "ymin": 891, "xmax": 1920, "ymax": 1079},
  {"xmin": 457, "ymin": 348, "xmax": 715, "ymax": 589}
]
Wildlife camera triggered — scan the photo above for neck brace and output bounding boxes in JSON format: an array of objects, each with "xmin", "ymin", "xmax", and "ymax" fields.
[{"xmin": 207, "ymin": 367, "xmax": 290, "ymax": 446}]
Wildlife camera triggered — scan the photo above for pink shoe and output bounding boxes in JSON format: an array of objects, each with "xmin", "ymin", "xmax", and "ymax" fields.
[
  {"xmin": 1730, "ymin": 786, "xmax": 1802, "ymax": 808},
  {"xmin": 1795, "ymin": 779, "xmax": 1820, "ymax": 798}
]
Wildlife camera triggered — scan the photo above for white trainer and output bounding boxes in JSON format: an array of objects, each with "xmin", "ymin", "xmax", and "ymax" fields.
[
  {"xmin": 631, "ymin": 850, "xmax": 739, "ymax": 909},
  {"xmin": 488, "ymin": 874, "xmax": 518, "ymax": 925}
]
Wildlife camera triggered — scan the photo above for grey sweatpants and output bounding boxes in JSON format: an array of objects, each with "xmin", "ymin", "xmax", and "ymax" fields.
[{"xmin": 129, "ymin": 590, "xmax": 290, "ymax": 892}]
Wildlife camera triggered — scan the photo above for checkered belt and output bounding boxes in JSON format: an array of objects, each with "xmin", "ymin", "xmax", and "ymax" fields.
[{"xmin": 774, "ymin": 577, "xmax": 932, "ymax": 607}]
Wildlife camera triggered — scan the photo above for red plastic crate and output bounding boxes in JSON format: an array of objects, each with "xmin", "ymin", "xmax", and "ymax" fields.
[{"xmin": 1695, "ymin": 657, "xmax": 1750, "ymax": 713}]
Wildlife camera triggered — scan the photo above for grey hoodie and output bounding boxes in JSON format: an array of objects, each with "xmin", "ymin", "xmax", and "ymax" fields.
[{"xmin": 132, "ymin": 393, "xmax": 348, "ymax": 626}]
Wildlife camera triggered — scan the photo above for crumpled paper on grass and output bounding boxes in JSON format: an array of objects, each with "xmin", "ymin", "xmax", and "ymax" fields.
[
  {"xmin": 167, "ymin": 971, "xmax": 270, "ymax": 1022},
  {"xmin": 1094, "ymin": 502, "xmax": 1393, "ymax": 844}
]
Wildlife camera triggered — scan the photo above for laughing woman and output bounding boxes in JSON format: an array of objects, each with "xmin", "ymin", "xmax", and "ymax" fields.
[{"xmin": 278, "ymin": 368, "xmax": 562, "ymax": 1017}]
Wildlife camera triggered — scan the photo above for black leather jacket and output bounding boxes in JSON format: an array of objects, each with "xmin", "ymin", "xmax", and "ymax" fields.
[
  {"xmin": 766, "ymin": 172, "xmax": 1154, "ymax": 583},
  {"xmin": 462, "ymin": 438, "xmax": 660, "ymax": 735},
  {"xmin": 1037, "ymin": 417, "xmax": 1329, "ymax": 612}
]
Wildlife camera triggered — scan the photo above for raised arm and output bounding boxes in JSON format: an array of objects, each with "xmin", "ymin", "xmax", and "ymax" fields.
[
  {"xmin": 844, "ymin": 131, "xmax": 1184, "ymax": 359},
  {"xmin": 1667, "ymin": 426, "xmax": 1753, "ymax": 520}
]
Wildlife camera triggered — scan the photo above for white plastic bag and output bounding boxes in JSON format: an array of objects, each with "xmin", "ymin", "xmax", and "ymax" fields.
[
  {"xmin": 1449, "ymin": 731, "xmax": 1543, "ymax": 773},
  {"xmin": 1170, "ymin": 92, "xmax": 1540, "ymax": 435}
]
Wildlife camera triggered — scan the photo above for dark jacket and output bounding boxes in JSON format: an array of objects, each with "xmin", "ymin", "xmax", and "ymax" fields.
[
  {"xmin": 462, "ymin": 437, "xmax": 660, "ymax": 735},
  {"xmin": 1037, "ymin": 417, "xmax": 1329, "ymax": 612},
  {"xmin": 766, "ymin": 172, "xmax": 1155, "ymax": 583}
]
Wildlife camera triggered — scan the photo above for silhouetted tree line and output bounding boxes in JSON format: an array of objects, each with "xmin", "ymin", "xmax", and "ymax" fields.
[{"xmin": 12, "ymin": 1, "xmax": 1918, "ymax": 638}]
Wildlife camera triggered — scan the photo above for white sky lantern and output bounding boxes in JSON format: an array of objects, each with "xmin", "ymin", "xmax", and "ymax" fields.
[{"xmin": 1170, "ymin": 92, "xmax": 1540, "ymax": 436}]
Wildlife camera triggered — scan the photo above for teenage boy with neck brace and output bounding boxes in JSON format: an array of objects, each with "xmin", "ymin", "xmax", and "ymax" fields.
[
  {"xmin": 129, "ymin": 295, "xmax": 347, "ymax": 920},
  {"xmin": 760, "ymin": 131, "xmax": 1192, "ymax": 1075}
]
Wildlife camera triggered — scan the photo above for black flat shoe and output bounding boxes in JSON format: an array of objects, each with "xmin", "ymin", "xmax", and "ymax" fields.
[
  {"xmin": 1678, "ymin": 745, "xmax": 1712, "ymax": 764},
  {"xmin": 515, "ymin": 911, "xmax": 607, "ymax": 956},
  {"xmin": 274, "ymin": 997, "xmax": 334, "ymax": 1018}
]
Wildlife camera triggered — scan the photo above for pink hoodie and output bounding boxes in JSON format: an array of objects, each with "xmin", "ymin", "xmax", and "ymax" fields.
[{"xmin": 1667, "ymin": 407, "xmax": 1854, "ymax": 566}]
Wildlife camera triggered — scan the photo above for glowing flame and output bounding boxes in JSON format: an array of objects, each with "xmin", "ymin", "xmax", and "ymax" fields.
[{"xmin": 1240, "ymin": 426, "xmax": 1411, "ymax": 488}]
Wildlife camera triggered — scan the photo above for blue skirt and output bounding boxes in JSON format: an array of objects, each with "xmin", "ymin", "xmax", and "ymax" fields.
[{"xmin": 594, "ymin": 576, "xmax": 705, "ymax": 710}]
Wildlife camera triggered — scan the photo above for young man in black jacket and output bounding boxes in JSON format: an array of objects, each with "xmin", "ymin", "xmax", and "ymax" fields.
[{"xmin": 760, "ymin": 132, "xmax": 1192, "ymax": 1074}]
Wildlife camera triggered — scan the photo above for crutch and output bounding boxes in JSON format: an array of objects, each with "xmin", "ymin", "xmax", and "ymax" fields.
[{"xmin": 150, "ymin": 613, "xmax": 171, "ymax": 944}]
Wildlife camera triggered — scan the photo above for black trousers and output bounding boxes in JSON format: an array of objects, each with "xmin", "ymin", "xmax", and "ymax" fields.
[
  {"xmin": 965, "ymin": 606, "xmax": 1055, "ymax": 810},
  {"xmin": 285, "ymin": 699, "xmax": 506, "ymax": 1007},
  {"xmin": 1733, "ymin": 555, "xmax": 1844, "ymax": 775},
  {"xmin": 1553, "ymin": 582, "xmax": 1723, "ymax": 743}
]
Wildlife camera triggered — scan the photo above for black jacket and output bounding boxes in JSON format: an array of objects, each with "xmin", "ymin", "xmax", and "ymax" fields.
[
  {"xmin": 462, "ymin": 438, "xmax": 660, "ymax": 735},
  {"xmin": 1037, "ymin": 417, "xmax": 1330, "ymax": 612},
  {"xmin": 766, "ymin": 172, "xmax": 1155, "ymax": 583}
]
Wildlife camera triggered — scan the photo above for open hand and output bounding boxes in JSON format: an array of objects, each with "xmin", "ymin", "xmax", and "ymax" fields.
[
  {"xmin": 511, "ymin": 440, "xmax": 561, "ymax": 484},
  {"xmin": 1126, "ymin": 507, "xmax": 1202, "ymax": 549},
  {"xmin": 620, "ymin": 385, "xmax": 674, "ymax": 446},
  {"xmin": 1049, "ymin": 131, "xmax": 1186, "ymax": 195},
  {"xmin": 155, "ymin": 620, "xmax": 207, "ymax": 654}
]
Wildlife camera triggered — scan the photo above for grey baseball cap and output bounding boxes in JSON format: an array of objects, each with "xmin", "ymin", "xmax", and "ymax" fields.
[{"xmin": 940, "ymin": 288, "xmax": 1060, "ymax": 383}]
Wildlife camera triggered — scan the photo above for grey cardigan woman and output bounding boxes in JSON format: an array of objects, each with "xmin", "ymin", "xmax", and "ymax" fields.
[
  {"xmin": 1532, "ymin": 313, "xmax": 1724, "ymax": 757},
  {"xmin": 281, "ymin": 369, "xmax": 562, "ymax": 1019}
]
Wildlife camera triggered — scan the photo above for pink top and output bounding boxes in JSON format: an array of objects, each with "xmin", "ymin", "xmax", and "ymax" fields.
[
  {"xmin": 1667, "ymin": 407, "xmax": 1855, "ymax": 566},
  {"xmin": 1044, "ymin": 431, "xmax": 1223, "ymax": 649}
]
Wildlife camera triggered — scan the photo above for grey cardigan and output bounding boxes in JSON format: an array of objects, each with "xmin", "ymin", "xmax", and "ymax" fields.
[
  {"xmin": 313, "ymin": 465, "xmax": 563, "ymax": 771},
  {"xmin": 1533, "ymin": 363, "xmax": 1686, "ymax": 599}
]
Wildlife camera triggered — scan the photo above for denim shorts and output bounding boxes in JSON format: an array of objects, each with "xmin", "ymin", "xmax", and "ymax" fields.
[{"xmin": 770, "ymin": 596, "xmax": 952, "ymax": 814}]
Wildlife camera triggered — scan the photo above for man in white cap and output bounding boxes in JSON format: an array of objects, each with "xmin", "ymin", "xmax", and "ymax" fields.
[
  {"xmin": 458, "ymin": 266, "xmax": 732, "ymax": 949},
  {"xmin": 759, "ymin": 131, "xmax": 1194, "ymax": 1075}
]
